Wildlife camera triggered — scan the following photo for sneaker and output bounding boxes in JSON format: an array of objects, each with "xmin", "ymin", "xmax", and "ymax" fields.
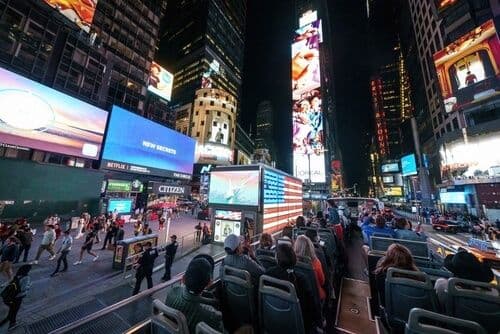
[
  {"xmin": 31, "ymin": 260, "xmax": 38, "ymax": 265},
  {"xmin": 50, "ymin": 272, "xmax": 58, "ymax": 277},
  {"xmin": 49, "ymin": 255, "xmax": 56, "ymax": 261},
  {"xmin": 93, "ymin": 255, "xmax": 99, "ymax": 262},
  {"xmin": 73, "ymin": 261, "xmax": 82, "ymax": 265}
]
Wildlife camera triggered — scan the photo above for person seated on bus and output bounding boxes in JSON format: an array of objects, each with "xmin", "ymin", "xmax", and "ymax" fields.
[
  {"xmin": 295, "ymin": 216, "xmax": 306, "ymax": 228},
  {"xmin": 192, "ymin": 254, "xmax": 219, "ymax": 308},
  {"xmin": 256, "ymin": 233, "xmax": 275, "ymax": 257},
  {"xmin": 305, "ymin": 229, "xmax": 331, "ymax": 275},
  {"xmin": 165, "ymin": 257, "xmax": 223, "ymax": 333},
  {"xmin": 362, "ymin": 216, "xmax": 396, "ymax": 245},
  {"xmin": 294, "ymin": 235, "xmax": 326, "ymax": 302},
  {"xmin": 374, "ymin": 244, "xmax": 419, "ymax": 307},
  {"xmin": 434, "ymin": 250, "xmax": 497, "ymax": 306},
  {"xmin": 266, "ymin": 243, "xmax": 322, "ymax": 332},
  {"xmin": 393, "ymin": 218, "xmax": 427, "ymax": 241},
  {"xmin": 220, "ymin": 234, "xmax": 264, "ymax": 287}
]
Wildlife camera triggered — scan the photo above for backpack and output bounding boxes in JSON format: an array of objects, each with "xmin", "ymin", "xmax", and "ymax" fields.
[
  {"xmin": 328, "ymin": 207, "xmax": 340, "ymax": 225},
  {"xmin": 1, "ymin": 277, "xmax": 19, "ymax": 303}
]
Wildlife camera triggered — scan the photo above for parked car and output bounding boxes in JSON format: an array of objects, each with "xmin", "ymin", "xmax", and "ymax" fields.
[{"xmin": 432, "ymin": 220, "xmax": 461, "ymax": 233}]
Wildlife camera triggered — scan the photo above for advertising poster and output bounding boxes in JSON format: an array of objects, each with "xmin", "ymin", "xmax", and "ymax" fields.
[
  {"xmin": 209, "ymin": 119, "xmax": 229, "ymax": 145},
  {"xmin": 108, "ymin": 199, "xmax": 134, "ymax": 214},
  {"xmin": 42, "ymin": 0, "xmax": 98, "ymax": 33},
  {"xmin": 384, "ymin": 186, "xmax": 403, "ymax": 197},
  {"xmin": 291, "ymin": 19, "xmax": 326, "ymax": 183},
  {"xmin": 208, "ymin": 170, "xmax": 260, "ymax": 206},
  {"xmin": 101, "ymin": 106, "xmax": 196, "ymax": 179},
  {"xmin": 433, "ymin": 19, "xmax": 500, "ymax": 113},
  {"xmin": 0, "ymin": 67, "xmax": 108, "ymax": 159},
  {"xmin": 214, "ymin": 219, "xmax": 240, "ymax": 242},
  {"xmin": 147, "ymin": 62, "xmax": 174, "ymax": 101},
  {"xmin": 196, "ymin": 143, "xmax": 233, "ymax": 164},
  {"xmin": 401, "ymin": 154, "xmax": 418, "ymax": 177},
  {"xmin": 381, "ymin": 163, "xmax": 399, "ymax": 173},
  {"xmin": 439, "ymin": 131, "xmax": 500, "ymax": 180}
]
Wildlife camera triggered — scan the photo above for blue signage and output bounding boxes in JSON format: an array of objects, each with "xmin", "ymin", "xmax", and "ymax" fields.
[
  {"xmin": 401, "ymin": 154, "xmax": 418, "ymax": 177},
  {"xmin": 263, "ymin": 170, "xmax": 285, "ymax": 204},
  {"xmin": 101, "ymin": 106, "xmax": 196, "ymax": 179},
  {"xmin": 108, "ymin": 198, "xmax": 133, "ymax": 214}
]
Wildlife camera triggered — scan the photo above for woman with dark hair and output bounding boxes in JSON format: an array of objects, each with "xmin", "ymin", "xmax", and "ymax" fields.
[
  {"xmin": 295, "ymin": 216, "xmax": 306, "ymax": 228},
  {"xmin": 266, "ymin": 244, "xmax": 321, "ymax": 332},
  {"xmin": 374, "ymin": 244, "xmax": 418, "ymax": 307},
  {"xmin": 0, "ymin": 264, "xmax": 32, "ymax": 329}
]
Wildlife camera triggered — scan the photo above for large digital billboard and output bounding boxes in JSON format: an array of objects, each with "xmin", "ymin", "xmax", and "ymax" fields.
[
  {"xmin": 440, "ymin": 191, "xmax": 466, "ymax": 204},
  {"xmin": 101, "ymin": 106, "xmax": 196, "ymax": 179},
  {"xmin": 42, "ymin": 0, "xmax": 98, "ymax": 33},
  {"xmin": 401, "ymin": 154, "xmax": 418, "ymax": 177},
  {"xmin": 208, "ymin": 170, "xmax": 260, "ymax": 206},
  {"xmin": 263, "ymin": 169, "xmax": 303, "ymax": 233},
  {"xmin": 433, "ymin": 19, "xmax": 500, "ymax": 113},
  {"xmin": 291, "ymin": 18, "xmax": 326, "ymax": 183},
  {"xmin": 0, "ymin": 67, "xmax": 107, "ymax": 159},
  {"xmin": 440, "ymin": 131, "xmax": 500, "ymax": 180},
  {"xmin": 381, "ymin": 163, "xmax": 399, "ymax": 173},
  {"xmin": 148, "ymin": 62, "xmax": 174, "ymax": 101}
]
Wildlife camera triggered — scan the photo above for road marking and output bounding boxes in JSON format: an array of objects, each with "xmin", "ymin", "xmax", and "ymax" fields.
[
  {"xmin": 431, "ymin": 233, "xmax": 467, "ymax": 247},
  {"xmin": 445, "ymin": 234, "xmax": 468, "ymax": 245}
]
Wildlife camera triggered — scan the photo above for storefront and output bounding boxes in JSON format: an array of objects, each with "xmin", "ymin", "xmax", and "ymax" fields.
[
  {"xmin": 146, "ymin": 182, "xmax": 191, "ymax": 210},
  {"xmin": 103, "ymin": 178, "xmax": 144, "ymax": 215}
]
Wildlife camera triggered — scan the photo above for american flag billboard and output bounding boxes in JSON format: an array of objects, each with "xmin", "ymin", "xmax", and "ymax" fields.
[{"xmin": 263, "ymin": 169, "xmax": 303, "ymax": 233}]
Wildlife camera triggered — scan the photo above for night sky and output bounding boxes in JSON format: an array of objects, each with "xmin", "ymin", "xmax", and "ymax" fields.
[{"xmin": 241, "ymin": 0, "xmax": 375, "ymax": 195}]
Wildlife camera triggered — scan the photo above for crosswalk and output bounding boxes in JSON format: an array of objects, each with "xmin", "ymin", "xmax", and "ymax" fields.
[{"xmin": 428, "ymin": 231, "xmax": 469, "ymax": 248}]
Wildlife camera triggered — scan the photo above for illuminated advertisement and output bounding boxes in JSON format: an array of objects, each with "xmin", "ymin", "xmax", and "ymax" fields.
[
  {"xmin": 42, "ymin": 0, "xmax": 98, "ymax": 33},
  {"xmin": 381, "ymin": 163, "xmax": 399, "ymax": 173},
  {"xmin": 440, "ymin": 131, "xmax": 500, "ymax": 180},
  {"xmin": 147, "ymin": 62, "xmax": 174, "ymax": 101},
  {"xmin": 382, "ymin": 175, "xmax": 394, "ymax": 184},
  {"xmin": 440, "ymin": 191, "xmax": 466, "ymax": 204},
  {"xmin": 209, "ymin": 119, "xmax": 229, "ymax": 145},
  {"xmin": 433, "ymin": 20, "xmax": 500, "ymax": 113},
  {"xmin": 215, "ymin": 210, "xmax": 242, "ymax": 220},
  {"xmin": 201, "ymin": 59, "xmax": 220, "ymax": 88},
  {"xmin": 108, "ymin": 198, "xmax": 133, "ymax": 214},
  {"xmin": 384, "ymin": 186, "xmax": 403, "ymax": 197},
  {"xmin": 401, "ymin": 154, "xmax": 418, "ymax": 177},
  {"xmin": 101, "ymin": 106, "xmax": 196, "ymax": 179},
  {"xmin": 196, "ymin": 143, "xmax": 233, "ymax": 164},
  {"xmin": 208, "ymin": 170, "xmax": 260, "ymax": 206},
  {"xmin": 291, "ymin": 18, "xmax": 326, "ymax": 183},
  {"xmin": 214, "ymin": 219, "xmax": 241, "ymax": 243},
  {"xmin": 434, "ymin": 0, "xmax": 458, "ymax": 12},
  {"xmin": 0, "ymin": 67, "xmax": 107, "ymax": 159},
  {"xmin": 263, "ymin": 169, "xmax": 303, "ymax": 233}
]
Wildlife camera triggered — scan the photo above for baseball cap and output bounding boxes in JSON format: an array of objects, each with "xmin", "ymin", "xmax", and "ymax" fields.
[
  {"xmin": 184, "ymin": 258, "xmax": 212, "ymax": 294},
  {"xmin": 170, "ymin": 235, "xmax": 177, "ymax": 239},
  {"xmin": 224, "ymin": 234, "xmax": 241, "ymax": 252}
]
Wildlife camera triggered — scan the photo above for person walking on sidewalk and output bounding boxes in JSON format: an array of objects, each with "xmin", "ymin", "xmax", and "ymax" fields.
[
  {"xmin": 0, "ymin": 237, "xmax": 18, "ymax": 283},
  {"xmin": 75, "ymin": 215, "xmax": 85, "ymax": 239},
  {"xmin": 161, "ymin": 235, "xmax": 178, "ymax": 281},
  {"xmin": 132, "ymin": 242, "xmax": 158, "ymax": 295},
  {"xmin": 0, "ymin": 264, "xmax": 32, "ymax": 330},
  {"xmin": 51, "ymin": 230, "xmax": 73, "ymax": 276},
  {"xmin": 32, "ymin": 224, "xmax": 56, "ymax": 264},
  {"xmin": 74, "ymin": 230, "xmax": 99, "ymax": 265},
  {"xmin": 101, "ymin": 222, "xmax": 117, "ymax": 250},
  {"xmin": 195, "ymin": 222, "xmax": 202, "ymax": 243},
  {"xmin": 15, "ymin": 226, "xmax": 33, "ymax": 263}
]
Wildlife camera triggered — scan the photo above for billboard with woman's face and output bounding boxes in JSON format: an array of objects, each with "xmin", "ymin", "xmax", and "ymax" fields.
[{"xmin": 433, "ymin": 19, "xmax": 500, "ymax": 113}]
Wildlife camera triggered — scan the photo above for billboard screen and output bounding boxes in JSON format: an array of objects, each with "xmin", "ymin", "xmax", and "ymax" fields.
[
  {"xmin": 440, "ymin": 191, "xmax": 466, "ymax": 204},
  {"xmin": 101, "ymin": 106, "xmax": 196, "ymax": 179},
  {"xmin": 147, "ymin": 62, "xmax": 174, "ymax": 101},
  {"xmin": 208, "ymin": 170, "xmax": 260, "ymax": 206},
  {"xmin": 401, "ymin": 154, "xmax": 418, "ymax": 177},
  {"xmin": 0, "ymin": 67, "xmax": 107, "ymax": 159},
  {"xmin": 433, "ymin": 19, "xmax": 500, "ymax": 113},
  {"xmin": 384, "ymin": 186, "xmax": 403, "ymax": 197},
  {"xmin": 440, "ymin": 131, "xmax": 500, "ymax": 180},
  {"xmin": 381, "ymin": 163, "xmax": 399, "ymax": 173},
  {"xmin": 382, "ymin": 175, "xmax": 394, "ymax": 184},
  {"xmin": 291, "ymin": 19, "xmax": 326, "ymax": 183},
  {"xmin": 209, "ymin": 119, "xmax": 229, "ymax": 145},
  {"xmin": 263, "ymin": 169, "xmax": 303, "ymax": 233},
  {"xmin": 108, "ymin": 198, "xmax": 133, "ymax": 214},
  {"xmin": 42, "ymin": 0, "xmax": 98, "ymax": 33}
]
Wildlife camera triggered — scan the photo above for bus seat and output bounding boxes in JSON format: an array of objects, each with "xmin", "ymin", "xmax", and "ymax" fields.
[
  {"xmin": 195, "ymin": 322, "xmax": 223, "ymax": 334},
  {"xmin": 446, "ymin": 278, "xmax": 500, "ymax": 334},
  {"xmin": 385, "ymin": 268, "xmax": 439, "ymax": 332},
  {"xmin": 258, "ymin": 275, "xmax": 305, "ymax": 334},
  {"xmin": 256, "ymin": 248, "xmax": 275, "ymax": 257},
  {"xmin": 418, "ymin": 267, "xmax": 453, "ymax": 285},
  {"xmin": 151, "ymin": 299, "xmax": 189, "ymax": 334},
  {"xmin": 257, "ymin": 255, "xmax": 277, "ymax": 270},
  {"xmin": 295, "ymin": 258, "xmax": 321, "ymax": 316},
  {"xmin": 221, "ymin": 265, "xmax": 256, "ymax": 330},
  {"xmin": 405, "ymin": 308, "xmax": 486, "ymax": 334},
  {"xmin": 368, "ymin": 252, "xmax": 383, "ymax": 315}
]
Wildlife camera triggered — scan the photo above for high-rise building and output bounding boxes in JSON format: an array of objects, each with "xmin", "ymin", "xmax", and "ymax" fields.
[
  {"xmin": 255, "ymin": 100, "xmax": 275, "ymax": 159},
  {"xmin": 292, "ymin": 0, "xmax": 338, "ymax": 195},
  {"xmin": 234, "ymin": 123, "xmax": 254, "ymax": 165},
  {"xmin": 158, "ymin": 0, "xmax": 246, "ymax": 106}
]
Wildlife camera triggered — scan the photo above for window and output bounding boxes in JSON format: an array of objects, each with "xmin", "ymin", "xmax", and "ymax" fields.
[
  {"xmin": 203, "ymin": 92, "xmax": 207, "ymax": 97},
  {"xmin": 206, "ymin": 110, "xmax": 209, "ymax": 115},
  {"xmin": 201, "ymin": 121, "xmax": 204, "ymax": 125},
  {"xmin": 217, "ymin": 111, "xmax": 221, "ymax": 116},
  {"xmin": 196, "ymin": 131, "xmax": 200, "ymax": 136},
  {"xmin": 223, "ymin": 123, "xmax": 227, "ymax": 129},
  {"xmin": 195, "ymin": 111, "xmax": 199, "ymax": 116},
  {"xmin": 210, "ymin": 101, "xmax": 214, "ymax": 106},
  {"xmin": 199, "ymin": 101, "xmax": 203, "ymax": 106},
  {"xmin": 222, "ymin": 103, "xmax": 226, "ymax": 108},
  {"xmin": 213, "ymin": 121, "xmax": 217, "ymax": 126},
  {"xmin": 191, "ymin": 122, "xmax": 195, "ymax": 127}
]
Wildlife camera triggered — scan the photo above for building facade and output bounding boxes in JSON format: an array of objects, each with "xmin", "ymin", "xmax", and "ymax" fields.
[
  {"xmin": 255, "ymin": 100, "xmax": 275, "ymax": 160},
  {"xmin": 234, "ymin": 123, "xmax": 254, "ymax": 165}
]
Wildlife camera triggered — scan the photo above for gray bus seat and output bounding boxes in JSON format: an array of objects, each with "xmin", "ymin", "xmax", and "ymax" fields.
[
  {"xmin": 256, "ymin": 255, "xmax": 277, "ymax": 270},
  {"xmin": 405, "ymin": 308, "xmax": 486, "ymax": 334},
  {"xmin": 221, "ymin": 265, "xmax": 256, "ymax": 329},
  {"xmin": 151, "ymin": 299, "xmax": 189, "ymax": 334},
  {"xmin": 195, "ymin": 322, "xmax": 223, "ymax": 334}
]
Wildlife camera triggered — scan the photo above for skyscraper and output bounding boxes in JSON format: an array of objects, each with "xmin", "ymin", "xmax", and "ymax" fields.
[{"xmin": 255, "ymin": 100, "xmax": 275, "ymax": 160}]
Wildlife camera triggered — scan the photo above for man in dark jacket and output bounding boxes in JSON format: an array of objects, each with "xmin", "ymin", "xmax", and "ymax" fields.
[
  {"xmin": 0, "ymin": 237, "xmax": 18, "ymax": 282},
  {"xmin": 161, "ymin": 235, "xmax": 178, "ymax": 281},
  {"xmin": 15, "ymin": 226, "xmax": 33, "ymax": 263},
  {"xmin": 101, "ymin": 222, "xmax": 118, "ymax": 250},
  {"xmin": 133, "ymin": 242, "xmax": 158, "ymax": 295}
]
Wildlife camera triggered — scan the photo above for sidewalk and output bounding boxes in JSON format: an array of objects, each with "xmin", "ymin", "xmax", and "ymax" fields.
[{"xmin": 0, "ymin": 213, "xmax": 204, "ymax": 332}]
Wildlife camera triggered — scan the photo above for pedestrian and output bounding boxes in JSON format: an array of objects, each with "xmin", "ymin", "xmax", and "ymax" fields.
[
  {"xmin": 142, "ymin": 223, "xmax": 153, "ymax": 235},
  {"xmin": 134, "ymin": 221, "xmax": 142, "ymax": 237},
  {"xmin": 132, "ymin": 242, "xmax": 158, "ymax": 295},
  {"xmin": 0, "ymin": 237, "xmax": 18, "ymax": 283},
  {"xmin": 202, "ymin": 223, "xmax": 211, "ymax": 244},
  {"xmin": 158, "ymin": 217, "xmax": 165, "ymax": 230},
  {"xmin": 50, "ymin": 230, "xmax": 72, "ymax": 277},
  {"xmin": 101, "ymin": 222, "xmax": 117, "ymax": 250},
  {"xmin": 0, "ymin": 264, "xmax": 32, "ymax": 329},
  {"xmin": 15, "ymin": 225, "xmax": 33, "ymax": 263},
  {"xmin": 93, "ymin": 217, "xmax": 102, "ymax": 244},
  {"xmin": 195, "ymin": 222, "xmax": 202, "ymax": 243},
  {"xmin": 74, "ymin": 230, "xmax": 99, "ymax": 265},
  {"xmin": 54, "ymin": 223, "xmax": 62, "ymax": 241},
  {"xmin": 115, "ymin": 225, "xmax": 125, "ymax": 247},
  {"xmin": 161, "ymin": 235, "xmax": 178, "ymax": 281},
  {"xmin": 32, "ymin": 224, "xmax": 56, "ymax": 264}
]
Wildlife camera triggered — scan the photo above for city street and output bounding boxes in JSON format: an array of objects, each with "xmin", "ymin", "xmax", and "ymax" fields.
[{"xmin": 0, "ymin": 213, "xmax": 209, "ymax": 333}]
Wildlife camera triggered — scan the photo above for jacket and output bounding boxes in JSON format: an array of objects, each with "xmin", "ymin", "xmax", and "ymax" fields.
[
  {"xmin": 137, "ymin": 248, "xmax": 158, "ymax": 274},
  {"xmin": 41, "ymin": 229, "xmax": 56, "ymax": 246},
  {"xmin": 221, "ymin": 253, "xmax": 264, "ymax": 286},
  {"xmin": 58, "ymin": 235, "xmax": 73, "ymax": 252},
  {"xmin": 165, "ymin": 241, "xmax": 178, "ymax": 258},
  {"xmin": 165, "ymin": 286, "xmax": 223, "ymax": 334},
  {"xmin": 17, "ymin": 230, "xmax": 33, "ymax": 246},
  {"xmin": 1, "ymin": 244, "xmax": 18, "ymax": 262}
]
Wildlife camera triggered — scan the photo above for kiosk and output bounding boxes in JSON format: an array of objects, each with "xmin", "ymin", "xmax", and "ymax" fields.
[
  {"xmin": 208, "ymin": 164, "xmax": 303, "ymax": 244},
  {"xmin": 112, "ymin": 234, "xmax": 158, "ymax": 270}
]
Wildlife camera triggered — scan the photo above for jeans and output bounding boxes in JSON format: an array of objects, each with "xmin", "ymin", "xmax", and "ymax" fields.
[
  {"xmin": 133, "ymin": 269, "xmax": 153, "ymax": 295},
  {"xmin": 35, "ymin": 244, "xmax": 55, "ymax": 260},
  {"xmin": 1, "ymin": 297, "xmax": 22, "ymax": 326},
  {"xmin": 16, "ymin": 244, "xmax": 31, "ymax": 263},
  {"xmin": 102, "ymin": 232, "xmax": 113, "ymax": 249},
  {"xmin": 53, "ymin": 250, "xmax": 69, "ymax": 273}
]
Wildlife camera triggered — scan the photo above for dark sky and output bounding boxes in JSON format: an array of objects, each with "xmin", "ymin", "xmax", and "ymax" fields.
[{"xmin": 240, "ymin": 0, "xmax": 377, "ymax": 195}]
